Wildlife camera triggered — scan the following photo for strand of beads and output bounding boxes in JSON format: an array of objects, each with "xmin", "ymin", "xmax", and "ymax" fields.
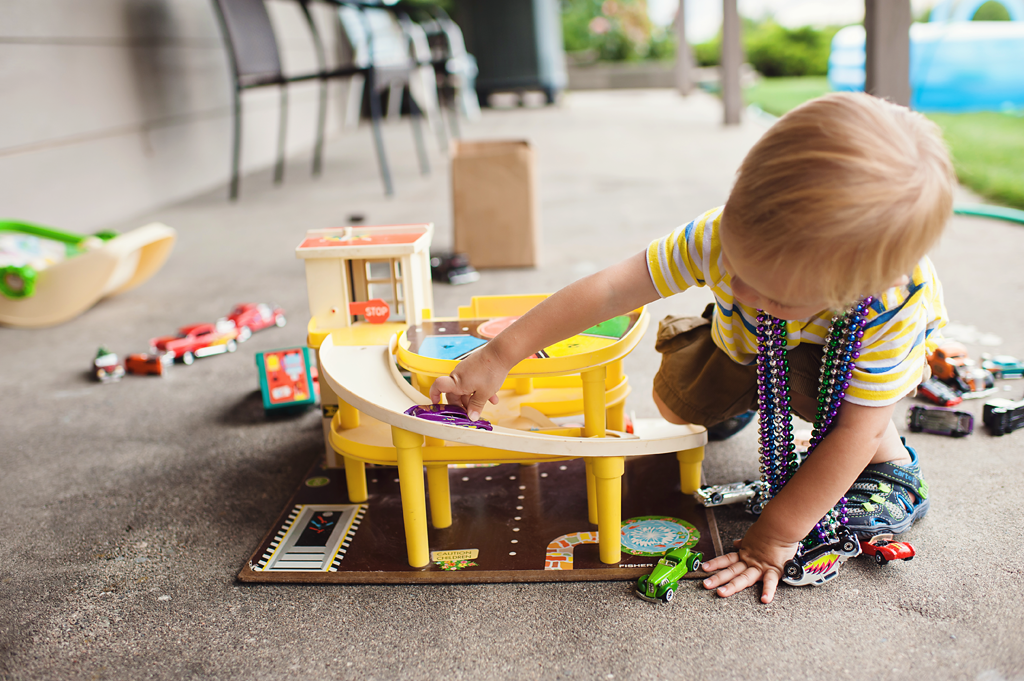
[
  {"xmin": 754, "ymin": 295, "xmax": 875, "ymax": 545},
  {"xmin": 755, "ymin": 313, "xmax": 796, "ymax": 499}
]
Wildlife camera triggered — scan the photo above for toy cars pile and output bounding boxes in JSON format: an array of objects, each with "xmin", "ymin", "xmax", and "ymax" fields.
[
  {"xmin": 91, "ymin": 303, "xmax": 284, "ymax": 382},
  {"xmin": 911, "ymin": 341, "xmax": 1024, "ymax": 437}
]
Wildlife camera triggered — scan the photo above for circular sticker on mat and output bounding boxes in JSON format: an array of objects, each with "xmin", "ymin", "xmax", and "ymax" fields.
[
  {"xmin": 304, "ymin": 477, "xmax": 330, "ymax": 488},
  {"xmin": 620, "ymin": 516, "xmax": 700, "ymax": 556}
]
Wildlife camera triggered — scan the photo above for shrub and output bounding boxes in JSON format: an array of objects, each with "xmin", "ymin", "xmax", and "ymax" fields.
[{"xmin": 691, "ymin": 20, "xmax": 841, "ymax": 77}]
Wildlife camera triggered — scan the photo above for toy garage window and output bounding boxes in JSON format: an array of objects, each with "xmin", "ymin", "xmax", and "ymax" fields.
[{"xmin": 352, "ymin": 259, "xmax": 404, "ymax": 322}]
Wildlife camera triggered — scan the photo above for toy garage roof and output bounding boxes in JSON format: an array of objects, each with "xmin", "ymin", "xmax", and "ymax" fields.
[{"xmin": 295, "ymin": 223, "xmax": 433, "ymax": 259}]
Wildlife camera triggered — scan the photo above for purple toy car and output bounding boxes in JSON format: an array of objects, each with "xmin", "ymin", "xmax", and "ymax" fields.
[
  {"xmin": 907, "ymin": 405, "xmax": 974, "ymax": 437},
  {"xmin": 404, "ymin": 404, "xmax": 493, "ymax": 430}
]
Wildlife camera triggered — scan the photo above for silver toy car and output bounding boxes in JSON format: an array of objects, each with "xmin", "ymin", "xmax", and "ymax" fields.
[{"xmin": 694, "ymin": 480, "xmax": 763, "ymax": 507}]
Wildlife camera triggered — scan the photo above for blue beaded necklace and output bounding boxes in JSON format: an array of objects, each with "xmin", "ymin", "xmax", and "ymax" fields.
[{"xmin": 755, "ymin": 296, "xmax": 874, "ymax": 545}]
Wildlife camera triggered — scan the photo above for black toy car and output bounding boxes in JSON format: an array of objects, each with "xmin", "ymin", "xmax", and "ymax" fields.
[
  {"xmin": 430, "ymin": 252, "xmax": 479, "ymax": 285},
  {"xmin": 983, "ymin": 398, "xmax": 1024, "ymax": 436}
]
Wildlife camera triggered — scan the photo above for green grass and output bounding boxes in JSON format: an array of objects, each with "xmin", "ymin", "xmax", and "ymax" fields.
[
  {"xmin": 742, "ymin": 77, "xmax": 1024, "ymax": 210},
  {"xmin": 927, "ymin": 112, "xmax": 1024, "ymax": 210},
  {"xmin": 743, "ymin": 76, "xmax": 832, "ymax": 117}
]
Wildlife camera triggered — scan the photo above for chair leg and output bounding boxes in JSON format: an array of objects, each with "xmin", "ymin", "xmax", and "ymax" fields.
[
  {"xmin": 274, "ymin": 84, "xmax": 288, "ymax": 185},
  {"xmin": 368, "ymin": 72, "xmax": 394, "ymax": 196},
  {"xmin": 230, "ymin": 86, "xmax": 242, "ymax": 201},
  {"xmin": 408, "ymin": 89, "xmax": 430, "ymax": 175},
  {"xmin": 313, "ymin": 77, "xmax": 328, "ymax": 177}
]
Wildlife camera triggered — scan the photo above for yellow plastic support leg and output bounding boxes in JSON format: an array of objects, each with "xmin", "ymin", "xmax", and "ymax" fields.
[
  {"xmin": 391, "ymin": 426, "xmax": 430, "ymax": 568},
  {"xmin": 343, "ymin": 457, "xmax": 368, "ymax": 502},
  {"xmin": 581, "ymin": 367, "xmax": 607, "ymax": 525},
  {"xmin": 592, "ymin": 456, "xmax": 625, "ymax": 564},
  {"xmin": 426, "ymin": 464, "xmax": 452, "ymax": 528},
  {"xmin": 585, "ymin": 459, "xmax": 598, "ymax": 524},
  {"xmin": 581, "ymin": 367, "xmax": 607, "ymax": 438},
  {"xmin": 677, "ymin": 446, "xmax": 705, "ymax": 495}
]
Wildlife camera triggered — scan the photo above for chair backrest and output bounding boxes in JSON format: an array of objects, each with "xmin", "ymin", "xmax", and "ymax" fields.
[{"xmin": 212, "ymin": 0, "xmax": 284, "ymax": 86}]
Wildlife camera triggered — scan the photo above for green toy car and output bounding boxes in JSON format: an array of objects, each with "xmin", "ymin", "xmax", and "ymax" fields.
[{"xmin": 635, "ymin": 546, "xmax": 704, "ymax": 604}]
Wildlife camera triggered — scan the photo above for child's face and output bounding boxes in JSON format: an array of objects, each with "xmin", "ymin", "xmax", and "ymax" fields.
[{"xmin": 719, "ymin": 222, "xmax": 829, "ymax": 321}]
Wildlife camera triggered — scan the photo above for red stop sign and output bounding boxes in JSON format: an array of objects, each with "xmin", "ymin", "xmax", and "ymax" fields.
[{"xmin": 349, "ymin": 299, "xmax": 390, "ymax": 324}]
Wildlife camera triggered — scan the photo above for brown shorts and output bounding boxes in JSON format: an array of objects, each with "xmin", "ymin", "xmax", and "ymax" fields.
[{"xmin": 653, "ymin": 304, "xmax": 824, "ymax": 426}]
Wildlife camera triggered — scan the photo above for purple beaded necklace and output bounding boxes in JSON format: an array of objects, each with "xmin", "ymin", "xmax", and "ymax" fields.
[{"xmin": 755, "ymin": 296, "xmax": 874, "ymax": 544}]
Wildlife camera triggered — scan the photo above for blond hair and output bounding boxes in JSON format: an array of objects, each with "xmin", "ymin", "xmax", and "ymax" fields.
[{"xmin": 723, "ymin": 92, "xmax": 954, "ymax": 309}]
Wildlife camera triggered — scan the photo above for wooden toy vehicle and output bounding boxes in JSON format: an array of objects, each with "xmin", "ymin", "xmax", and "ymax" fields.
[
  {"xmin": 982, "ymin": 354, "xmax": 1024, "ymax": 380},
  {"xmin": 782, "ymin": 529, "xmax": 860, "ymax": 587},
  {"xmin": 125, "ymin": 352, "xmax": 172, "ymax": 376},
  {"xmin": 226, "ymin": 303, "xmax": 285, "ymax": 341},
  {"xmin": 635, "ymin": 547, "xmax": 704, "ymax": 603},
  {"xmin": 859, "ymin": 534, "xmax": 915, "ymax": 566},
  {"xmin": 983, "ymin": 398, "xmax": 1024, "ymax": 436},
  {"xmin": 907, "ymin": 405, "xmax": 974, "ymax": 437},
  {"xmin": 93, "ymin": 347, "xmax": 124, "ymax": 383},
  {"xmin": 150, "ymin": 321, "xmax": 239, "ymax": 364}
]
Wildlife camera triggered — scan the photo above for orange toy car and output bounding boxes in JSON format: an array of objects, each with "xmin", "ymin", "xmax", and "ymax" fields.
[
  {"xmin": 125, "ymin": 352, "xmax": 172, "ymax": 376},
  {"xmin": 927, "ymin": 341, "xmax": 969, "ymax": 381}
]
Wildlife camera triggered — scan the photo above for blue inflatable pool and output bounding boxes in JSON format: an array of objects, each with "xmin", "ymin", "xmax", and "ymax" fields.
[{"xmin": 828, "ymin": 0, "xmax": 1024, "ymax": 112}]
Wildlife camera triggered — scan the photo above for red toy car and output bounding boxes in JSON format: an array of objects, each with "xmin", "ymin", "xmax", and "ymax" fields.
[
  {"xmin": 125, "ymin": 352, "xmax": 173, "ymax": 376},
  {"xmin": 918, "ymin": 377, "xmax": 963, "ymax": 407},
  {"xmin": 150, "ymin": 321, "xmax": 239, "ymax": 364},
  {"xmin": 859, "ymin": 534, "xmax": 916, "ymax": 566},
  {"xmin": 226, "ymin": 303, "xmax": 285, "ymax": 341}
]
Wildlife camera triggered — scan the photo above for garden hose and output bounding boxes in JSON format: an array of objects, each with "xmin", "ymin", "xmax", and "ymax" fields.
[{"xmin": 954, "ymin": 204, "xmax": 1024, "ymax": 225}]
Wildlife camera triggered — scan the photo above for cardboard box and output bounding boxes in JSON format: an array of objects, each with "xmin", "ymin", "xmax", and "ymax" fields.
[{"xmin": 452, "ymin": 140, "xmax": 540, "ymax": 268}]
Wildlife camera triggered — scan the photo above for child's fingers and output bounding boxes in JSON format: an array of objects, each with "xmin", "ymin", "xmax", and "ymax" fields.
[
  {"xmin": 760, "ymin": 572, "xmax": 779, "ymax": 604},
  {"xmin": 702, "ymin": 556, "xmax": 744, "ymax": 589},
  {"xmin": 430, "ymin": 376, "xmax": 457, "ymax": 403},
  {"xmin": 701, "ymin": 552, "xmax": 739, "ymax": 573},
  {"xmin": 713, "ymin": 566, "xmax": 762, "ymax": 598}
]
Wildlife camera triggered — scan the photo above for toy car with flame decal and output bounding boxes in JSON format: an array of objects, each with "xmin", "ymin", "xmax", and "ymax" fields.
[
  {"xmin": 404, "ymin": 404, "xmax": 493, "ymax": 430},
  {"xmin": 782, "ymin": 528, "xmax": 860, "ymax": 587},
  {"xmin": 635, "ymin": 546, "xmax": 704, "ymax": 604},
  {"xmin": 858, "ymin": 534, "xmax": 915, "ymax": 566}
]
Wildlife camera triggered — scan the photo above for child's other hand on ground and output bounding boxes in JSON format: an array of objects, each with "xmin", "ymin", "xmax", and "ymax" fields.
[
  {"xmin": 700, "ymin": 521, "xmax": 800, "ymax": 604},
  {"xmin": 429, "ymin": 347, "xmax": 507, "ymax": 420}
]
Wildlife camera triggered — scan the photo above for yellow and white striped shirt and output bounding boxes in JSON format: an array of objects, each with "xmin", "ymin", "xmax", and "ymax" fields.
[{"xmin": 646, "ymin": 207, "xmax": 948, "ymax": 406}]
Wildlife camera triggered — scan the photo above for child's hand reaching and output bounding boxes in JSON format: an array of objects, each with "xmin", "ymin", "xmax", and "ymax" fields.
[
  {"xmin": 429, "ymin": 346, "xmax": 508, "ymax": 420},
  {"xmin": 700, "ymin": 520, "xmax": 801, "ymax": 604}
]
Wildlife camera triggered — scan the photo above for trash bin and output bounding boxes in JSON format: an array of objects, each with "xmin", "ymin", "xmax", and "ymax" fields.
[{"xmin": 456, "ymin": 0, "xmax": 567, "ymax": 105}]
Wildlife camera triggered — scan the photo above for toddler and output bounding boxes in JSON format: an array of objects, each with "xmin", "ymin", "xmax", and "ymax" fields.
[{"xmin": 430, "ymin": 92, "xmax": 954, "ymax": 603}]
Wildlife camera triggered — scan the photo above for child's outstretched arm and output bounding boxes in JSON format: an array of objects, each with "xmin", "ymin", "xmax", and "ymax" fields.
[
  {"xmin": 430, "ymin": 251, "xmax": 659, "ymax": 418},
  {"xmin": 701, "ymin": 400, "xmax": 898, "ymax": 604}
]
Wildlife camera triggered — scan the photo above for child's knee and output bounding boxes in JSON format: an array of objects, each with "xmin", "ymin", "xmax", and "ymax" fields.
[{"xmin": 653, "ymin": 388, "xmax": 689, "ymax": 425}]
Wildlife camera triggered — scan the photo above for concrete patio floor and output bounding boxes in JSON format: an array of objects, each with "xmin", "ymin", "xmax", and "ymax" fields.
[{"xmin": 1, "ymin": 89, "xmax": 1022, "ymax": 681}]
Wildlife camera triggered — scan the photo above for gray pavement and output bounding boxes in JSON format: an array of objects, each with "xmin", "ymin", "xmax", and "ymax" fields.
[{"xmin": 1, "ymin": 90, "xmax": 1022, "ymax": 681}]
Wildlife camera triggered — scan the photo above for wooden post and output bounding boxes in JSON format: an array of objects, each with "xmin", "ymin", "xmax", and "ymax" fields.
[
  {"xmin": 721, "ymin": 0, "xmax": 742, "ymax": 125},
  {"xmin": 674, "ymin": 0, "xmax": 693, "ymax": 95},
  {"xmin": 864, "ymin": 0, "xmax": 912, "ymax": 106}
]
